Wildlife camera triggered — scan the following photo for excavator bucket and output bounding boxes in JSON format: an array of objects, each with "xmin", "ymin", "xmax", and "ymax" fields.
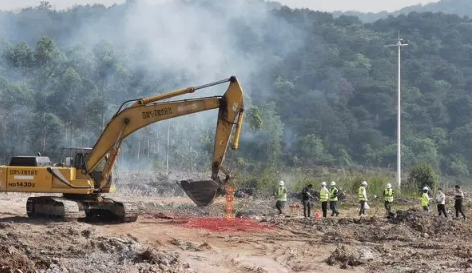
[{"xmin": 177, "ymin": 180, "xmax": 222, "ymax": 207}]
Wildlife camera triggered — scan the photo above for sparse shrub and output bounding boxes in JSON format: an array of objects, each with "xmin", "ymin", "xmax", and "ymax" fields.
[
  {"xmin": 407, "ymin": 163, "xmax": 438, "ymax": 192},
  {"xmin": 233, "ymin": 166, "xmax": 280, "ymax": 197},
  {"xmin": 283, "ymin": 167, "xmax": 318, "ymax": 192}
]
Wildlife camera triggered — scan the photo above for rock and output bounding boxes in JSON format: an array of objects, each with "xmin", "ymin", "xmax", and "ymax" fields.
[
  {"xmin": 235, "ymin": 210, "xmax": 258, "ymax": 218},
  {"xmin": 81, "ymin": 228, "xmax": 95, "ymax": 238},
  {"xmin": 234, "ymin": 188, "xmax": 255, "ymax": 198},
  {"xmin": 158, "ymin": 263, "xmax": 169, "ymax": 271},
  {"xmin": 358, "ymin": 248, "xmax": 374, "ymax": 263},
  {"xmin": 7, "ymin": 246, "xmax": 18, "ymax": 254},
  {"xmin": 169, "ymin": 238, "xmax": 210, "ymax": 252}
]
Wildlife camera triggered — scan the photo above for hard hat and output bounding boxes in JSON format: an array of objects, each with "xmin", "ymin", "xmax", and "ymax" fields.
[
  {"xmin": 386, "ymin": 183, "xmax": 392, "ymax": 189},
  {"xmin": 330, "ymin": 181, "xmax": 336, "ymax": 186},
  {"xmin": 361, "ymin": 181, "xmax": 368, "ymax": 186},
  {"xmin": 279, "ymin": 181, "xmax": 284, "ymax": 186},
  {"xmin": 321, "ymin": 181, "xmax": 327, "ymax": 186},
  {"xmin": 423, "ymin": 186, "xmax": 429, "ymax": 191}
]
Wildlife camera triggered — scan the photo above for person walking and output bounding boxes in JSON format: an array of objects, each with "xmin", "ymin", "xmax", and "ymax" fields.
[
  {"xmin": 358, "ymin": 181, "xmax": 368, "ymax": 216},
  {"xmin": 421, "ymin": 186, "xmax": 431, "ymax": 212},
  {"xmin": 319, "ymin": 181, "xmax": 330, "ymax": 218},
  {"xmin": 301, "ymin": 184, "xmax": 314, "ymax": 218},
  {"xmin": 383, "ymin": 183, "xmax": 394, "ymax": 216},
  {"xmin": 329, "ymin": 181, "xmax": 340, "ymax": 217},
  {"xmin": 275, "ymin": 181, "xmax": 287, "ymax": 215},
  {"xmin": 436, "ymin": 187, "xmax": 447, "ymax": 217},
  {"xmin": 454, "ymin": 185, "xmax": 466, "ymax": 220}
]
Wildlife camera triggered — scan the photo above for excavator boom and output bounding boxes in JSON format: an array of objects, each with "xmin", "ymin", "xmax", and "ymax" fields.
[
  {"xmin": 85, "ymin": 97, "xmax": 221, "ymax": 173},
  {"xmin": 85, "ymin": 76, "xmax": 244, "ymax": 206}
]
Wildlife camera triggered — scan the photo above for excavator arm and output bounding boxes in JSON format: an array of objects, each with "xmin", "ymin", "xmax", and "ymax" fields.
[{"xmin": 84, "ymin": 76, "xmax": 244, "ymax": 206}]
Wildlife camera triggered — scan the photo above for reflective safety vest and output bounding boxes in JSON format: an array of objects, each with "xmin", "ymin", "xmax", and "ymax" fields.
[
  {"xmin": 421, "ymin": 192, "xmax": 429, "ymax": 207},
  {"xmin": 320, "ymin": 187, "xmax": 329, "ymax": 202},
  {"xmin": 384, "ymin": 189, "xmax": 394, "ymax": 202},
  {"xmin": 277, "ymin": 186, "xmax": 287, "ymax": 201},
  {"xmin": 358, "ymin": 186, "xmax": 366, "ymax": 201},
  {"xmin": 330, "ymin": 187, "xmax": 338, "ymax": 201}
]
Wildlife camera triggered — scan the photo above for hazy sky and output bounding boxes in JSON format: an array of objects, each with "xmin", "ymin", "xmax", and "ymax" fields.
[{"xmin": 0, "ymin": 0, "xmax": 441, "ymax": 13}]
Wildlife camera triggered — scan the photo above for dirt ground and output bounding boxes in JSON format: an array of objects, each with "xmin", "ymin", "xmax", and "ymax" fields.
[{"xmin": 1, "ymin": 189, "xmax": 472, "ymax": 273}]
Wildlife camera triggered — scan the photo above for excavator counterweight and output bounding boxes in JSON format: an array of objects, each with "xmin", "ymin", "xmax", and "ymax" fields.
[{"xmin": 0, "ymin": 76, "xmax": 245, "ymax": 222}]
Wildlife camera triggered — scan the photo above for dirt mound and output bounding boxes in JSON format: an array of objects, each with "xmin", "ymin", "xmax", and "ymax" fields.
[
  {"xmin": 92, "ymin": 236, "xmax": 139, "ymax": 253},
  {"xmin": 326, "ymin": 244, "xmax": 377, "ymax": 269},
  {"xmin": 0, "ymin": 219, "xmax": 196, "ymax": 273},
  {"xmin": 0, "ymin": 246, "xmax": 39, "ymax": 273},
  {"xmin": 169, "ymin": 238, "xmax": 212, "ymax": 252},
  {"xmin": 133, "ymin": 248, "xmax": 194, "ymax": 272},
  {"xmin": 390, "ymin": 208, "xmax": 461, "ymax": 235}
]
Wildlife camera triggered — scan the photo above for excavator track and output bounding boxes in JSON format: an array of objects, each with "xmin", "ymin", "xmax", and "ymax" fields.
[
  {"xmin": 99, "ymin": 198, "xmax": 139, "ymax": 223},
  {"xmin": 25, "ymin": 196, "xmax": 139, "ymax": 223},
  {"xmin": 26, "ymin": 196, "xmax": 85, "ymax": 221},
  {"xmin": 79, "ymin": 198, "xmax": 139, "ymax": 223}
]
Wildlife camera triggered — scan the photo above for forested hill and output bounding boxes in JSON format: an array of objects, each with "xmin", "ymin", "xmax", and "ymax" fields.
[
  {"xmin": 0, "ymin": 0, "xmax": 472, "ymax": 179},
  {"xmin": 334, "ymin": 0, "xmax": 472, "ymax": 22}
]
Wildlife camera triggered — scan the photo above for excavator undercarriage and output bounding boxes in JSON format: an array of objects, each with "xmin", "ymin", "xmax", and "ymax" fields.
[{"xmin": 26, "ymin": 195, "xmax": 139, "ymax": 222}]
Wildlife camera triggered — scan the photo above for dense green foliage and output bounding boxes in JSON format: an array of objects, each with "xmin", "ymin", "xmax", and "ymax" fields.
[{"xmin": 0, "ymin": 0, "xmax": 472, "ymax": 188}]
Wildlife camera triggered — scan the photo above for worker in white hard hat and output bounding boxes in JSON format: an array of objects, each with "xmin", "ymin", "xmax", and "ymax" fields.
[
  {"xmin": 421, "ymin": 186, "xmax": 431, "ymax": 212},
  {"xmin": 358, "ymin": 181, "xmax": 368, "ymax": 216},
  {"xmin": 383, "ymin": 183, "xmax": 394, "ymax": 217},
  {"xmin": 275, "ymin": 180, "xmax": 287, "ymax": 215},
  {"xmin": 329, "ymin": 181, "xmax": 340, "ymax": 217},
  {"xmin": 319, "ymin": 181, "xmax": 330, "ymax": 218}
]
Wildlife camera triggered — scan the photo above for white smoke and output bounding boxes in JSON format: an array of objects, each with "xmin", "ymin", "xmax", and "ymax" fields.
[{"xmin": 0, "ymin": 0, "xmax": 307, "ymax": 171}]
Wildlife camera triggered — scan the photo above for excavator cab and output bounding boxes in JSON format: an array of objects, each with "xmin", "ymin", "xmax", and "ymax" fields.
[
  {"xmin": 57, "ymin": 147, "xmax": 107, "ymax": 189},
  {"xmin": 58, "ymin": 147, "xmax": 92, "ymax": 168}
]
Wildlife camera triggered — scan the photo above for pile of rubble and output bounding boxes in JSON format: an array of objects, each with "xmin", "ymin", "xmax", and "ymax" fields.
[
  {"xmin": 390, "ymin": 208, "xmax": 461, "ymax": 236},
  {"xmin": 0, "ymin": 221, "xmax": 195, "ymax": 273}
]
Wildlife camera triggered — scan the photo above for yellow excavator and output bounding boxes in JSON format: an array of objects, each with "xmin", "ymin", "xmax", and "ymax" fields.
[{"xmin": 0, "ymin": 76, "xmax": 245, "ymax": 222}]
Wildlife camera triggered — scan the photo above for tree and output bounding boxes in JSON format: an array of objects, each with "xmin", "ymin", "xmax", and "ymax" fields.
[
  {"xmin": 246, "ymin": 106, "xmax": 263, "ymax": 131},
  {"xmin": 5, "ymin": 42, "xmax": 34, "ymax": 70},
  {"xmin": 407, "ymin": 163, "xmax": 438, "ymax": 192},
  {"xmin": 2, "ymin": 1, "xmax": 472, "ymax": 180}
]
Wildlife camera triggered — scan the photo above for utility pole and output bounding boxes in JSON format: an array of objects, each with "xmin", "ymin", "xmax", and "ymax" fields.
[
  {"xmin": 385, "ymin": 31, "xmax": 409, "ymax": 189},
  {"xmin": 166, "ymin": 121, "xmax": 170, "ymax": 174}
]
